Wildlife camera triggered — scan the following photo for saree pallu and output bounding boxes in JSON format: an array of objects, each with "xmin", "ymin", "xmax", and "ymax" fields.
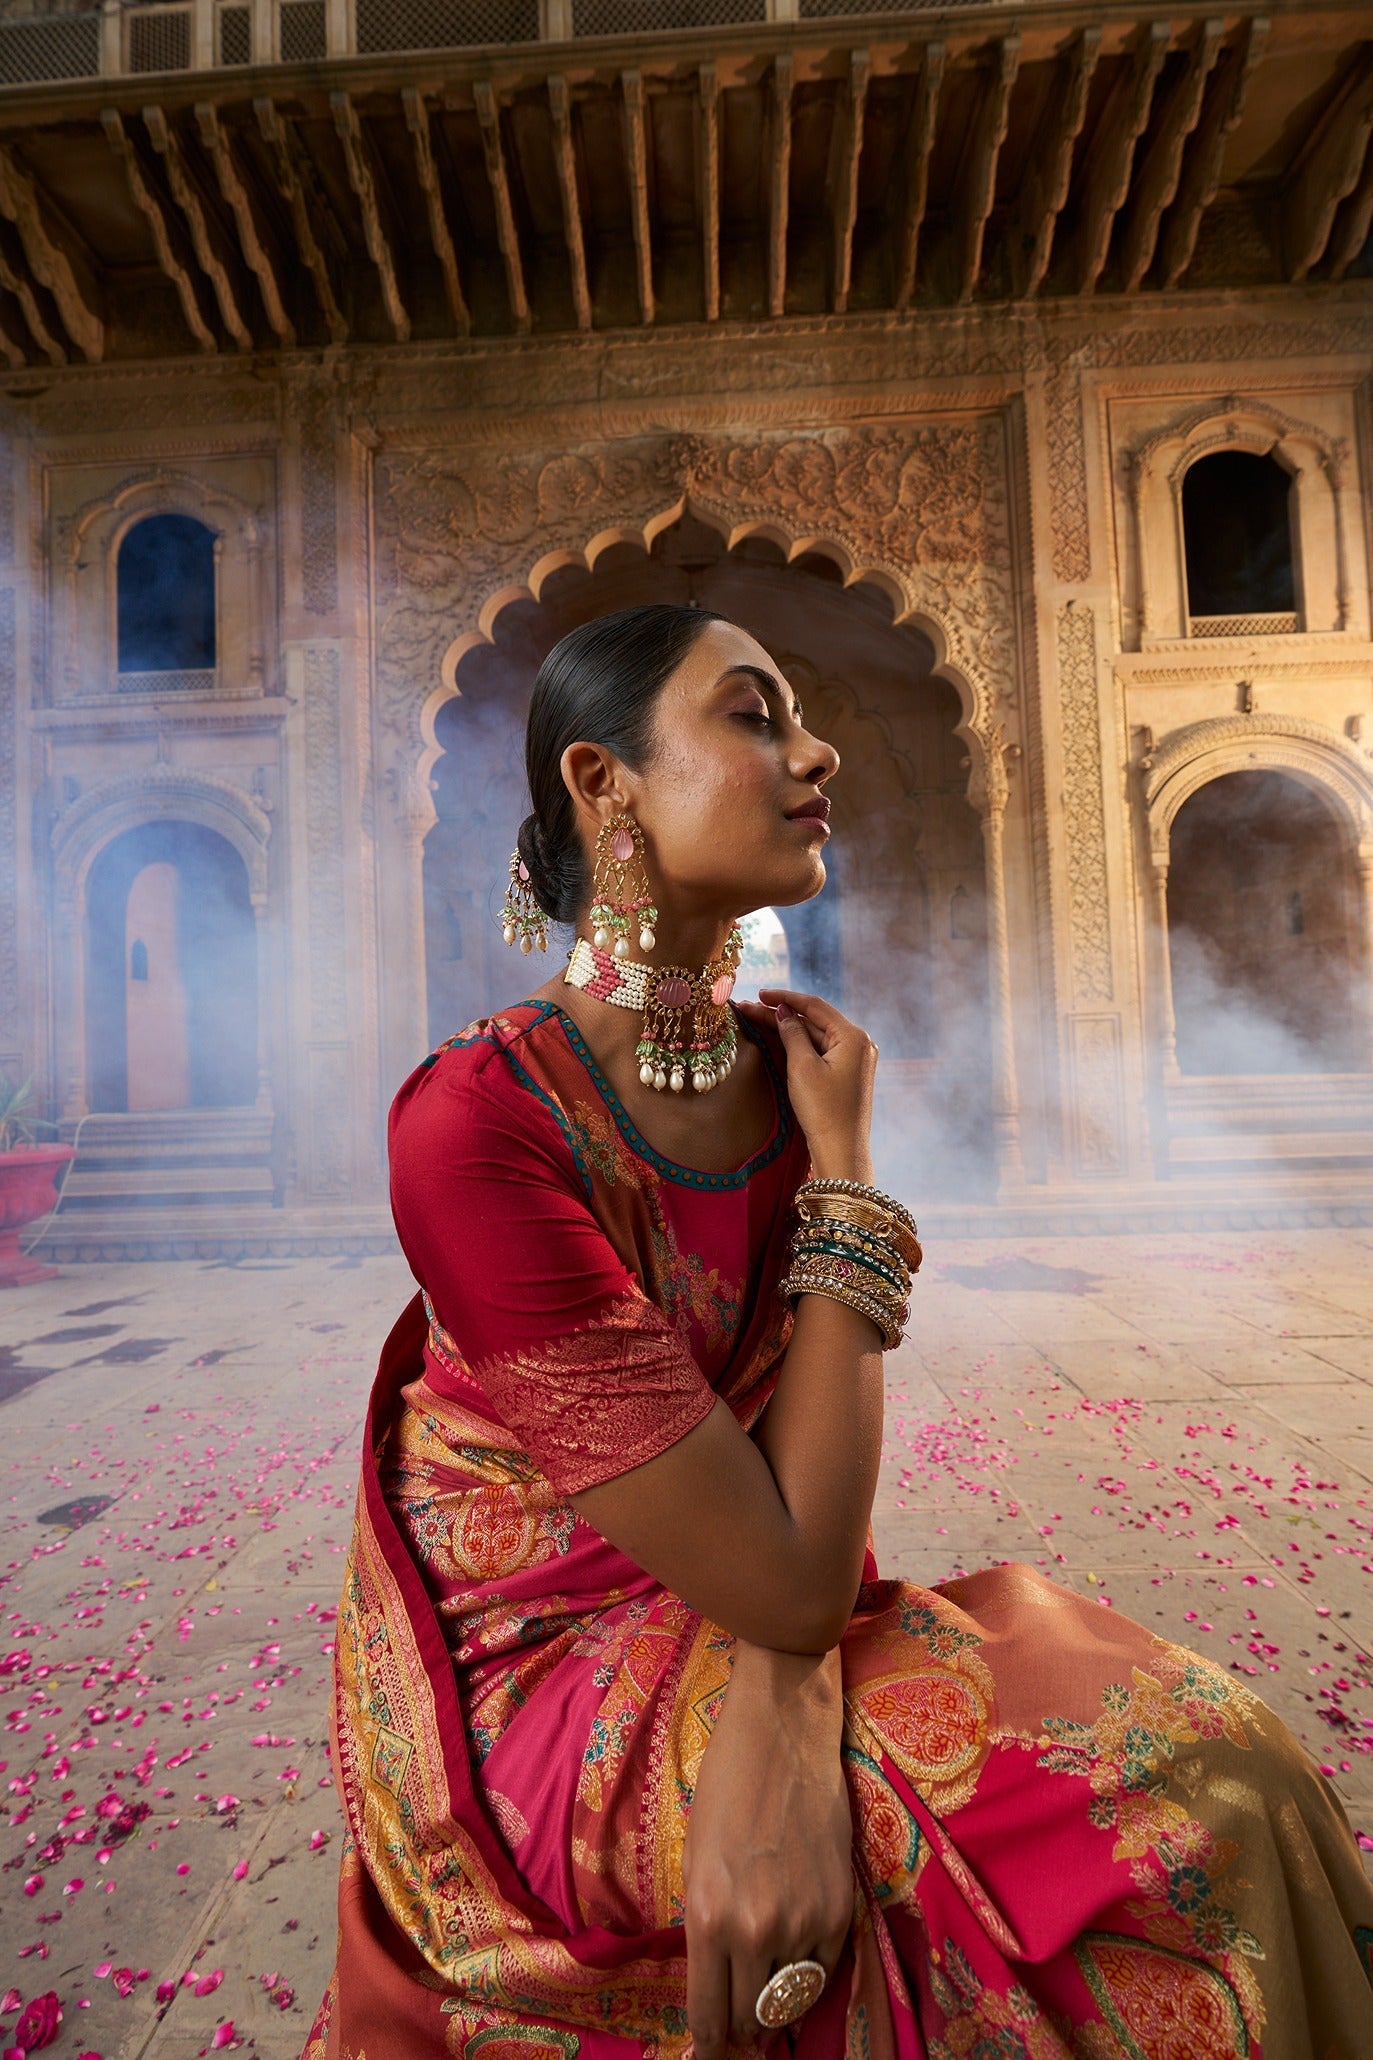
[{"xmin": 306, "ymin": 1006, "xmax": 1373, "ymax": 2059}]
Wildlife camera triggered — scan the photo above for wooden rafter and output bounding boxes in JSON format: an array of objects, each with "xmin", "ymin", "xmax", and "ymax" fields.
[
  {"xmin": 333, "ymin": 94, "xmax": 410, "ymax": 344},
  {"xmin": 1282, "ymin": 46, "xmax": 1373, "ymax": 281},
  {"xmin": 0, "ymin": 294, "xmax": 29, "ymax": 369},
  {"xmin": 622, "ymin": 71, "xmax": 654, "ymax": 326},
  {"xmin": 832, "ymin": 47, "xmax": 870, "ymax": 315},
  {"xmin": 699, "ymin": 61, "xmax": 720, "ymax": 323},
  {"xmin": 402, "ymin": 87, "xmax": 469, "ymax": 337},
  {"xmin": 1118, "ymin": 17, "xmax": 1224, "ymax": 291},
  {"xmin": 194, "ymin": 103, "xmax": 295, "ymax": 347},
  {"xmin": 256, "ymin": 98, "xmax": 348, "ymax": 345},
  {"xmin": 1015, "ymin": 28, "xmax": 1100, "ymax": 298},
  {"xmin": 546, "ymin": 75, "xmax": 590, "ymax": 333},
  {"xmin": 894, "ymin": 40, "xmax": 943, "ymax": 313},
  {"xmin": 143, "ymin": 106, "xmax": 253, "ymax": 351},
  {"xmin": 473, "ymin": 79, "xmax": 530, "ymax": 336},
  {"xmin": 768, "ymin": 51, "xmax": 793, "ymax": 321},
  {"xmin": 1158, "ymin": 16, "xmax": 1269, "ymax": 291},
  {"xmin": 1075, "ymin": 19, "xmax": 1170, "ymax": 294},
  {"xmin": 0, "ymin": 145, "xmax": 102, "ymax": 362},
  {"xmin": 955, "ymin": 34, "xmax": 1020, "ymax": 302},
  {"xmin": 102, "ymin": 110, "xmax": 215, "ymax": 353},
  {"xmin": 1328, "ymin": 127, "xmax": 1373, "ymax": 280},
  {"xmin": 0, "ymin": 217, "xmax": 65, "ymax": 364}
]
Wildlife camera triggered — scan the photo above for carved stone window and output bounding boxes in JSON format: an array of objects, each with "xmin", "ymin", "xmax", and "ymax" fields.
[
  {"xmin": 1181, "ymin": 451, "xmax": 1297, "ymax": 636},
  {"xmin": 117, "ymin": 512, "xmax": 218, "ymax": 690}
]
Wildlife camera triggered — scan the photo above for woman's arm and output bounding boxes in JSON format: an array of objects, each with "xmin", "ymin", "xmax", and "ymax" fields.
[
  {"xmin": 683, "ymin": 1640, "xmax": 853, "ymax": 2058},
  {"xmin": 573, "ymin": 989, "xmax": 884, "ymax": 1656}
]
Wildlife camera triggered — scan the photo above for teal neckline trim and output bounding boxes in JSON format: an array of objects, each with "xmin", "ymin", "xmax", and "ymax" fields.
[{"xmin": 539, "ymin": 998, "xmax": 792, "ymax": 1191}]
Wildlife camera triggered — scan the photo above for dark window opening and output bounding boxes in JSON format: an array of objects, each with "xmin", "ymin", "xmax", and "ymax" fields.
[
  {"xmin": 130, "ymin": 938, "xmax": 149, "ymax": 981},
  {"xmin": 117, "ymin": 513, "xmax": 217, "ymax": 674},
  {"xmin": 1182, "ymin": 450, "xmax": 1296, "ymax": 620}
]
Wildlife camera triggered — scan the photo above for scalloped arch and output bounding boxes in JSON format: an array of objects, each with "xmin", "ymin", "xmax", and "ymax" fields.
[{"xmin": 433, "ymin": 494, "xmax": 989, "ymax": 797}]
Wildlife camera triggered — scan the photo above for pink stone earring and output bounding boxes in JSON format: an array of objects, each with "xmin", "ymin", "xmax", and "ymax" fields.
[
  {"xmin": 500, "ymin": 850, "xmax": 548, "ymax": 955},
  {"xmin": 589, "ymin": 814, "xmax": 657, "ymax": 959}
]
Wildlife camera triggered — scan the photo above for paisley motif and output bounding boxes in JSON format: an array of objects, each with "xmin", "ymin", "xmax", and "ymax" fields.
[
  {"xmin": 1074, "ymin": 1933, "xmax": 1250, "ymax": 2060},
  {"xmin": 452, "ymin": 1484, "xmax": 539, "ymax": 1581}
]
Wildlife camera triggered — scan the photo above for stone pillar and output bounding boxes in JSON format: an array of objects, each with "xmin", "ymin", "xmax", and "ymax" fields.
[
  {"xmin": 376, "ymin": 761, "xmax": 436, "ymax": 1096},
  {"xmin": 976, "ymin": 723, "xmax": 1025, "ymax": 1191},
  {"xmin": 56, "ymin": 883, "xmax": 89, "ymax": 1121},
  {"xmin": 1356, "ymin": 850, "xmax": 1373, "ymax": 1070},
  {"xmin": 1147, "ymin": 848, "xmax": 1180, "ymax": 1082},
  {"xmin": 250, "ymin": 888, "xmax": 273, "ymax": 1113}
]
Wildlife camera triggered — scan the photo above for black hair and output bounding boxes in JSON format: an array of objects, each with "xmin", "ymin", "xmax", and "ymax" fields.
[{"xmin": 517, "ymin": 603, "xmax": 723, "ymax": 924}]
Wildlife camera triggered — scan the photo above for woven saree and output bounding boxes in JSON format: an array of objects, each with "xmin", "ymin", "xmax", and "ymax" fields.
[{"xmin": 305, "ymin": 1001, "xmax": 1373, "ymax": 2060}]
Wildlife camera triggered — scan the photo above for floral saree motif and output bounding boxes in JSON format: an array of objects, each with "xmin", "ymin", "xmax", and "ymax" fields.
[{"xmin": 306, "ymin": 1004, "xmax": 1373, "ymax": 2060}]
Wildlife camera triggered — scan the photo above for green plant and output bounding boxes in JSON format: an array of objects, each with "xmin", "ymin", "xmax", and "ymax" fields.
[{"xmin": 0, "ymin": 1074, "xmax": 58, "ymax": 1152}]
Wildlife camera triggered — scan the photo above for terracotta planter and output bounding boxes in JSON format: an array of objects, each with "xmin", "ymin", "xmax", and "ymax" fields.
[{"xmin": 0, "ymin": 1144, "xmax": 77, "ymax": 1286}]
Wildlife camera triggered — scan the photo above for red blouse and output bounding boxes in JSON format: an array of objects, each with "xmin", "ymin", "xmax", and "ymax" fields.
[{"xmin": 387, "ymin": 1000, "xmax": 806, "ymax": 1496}]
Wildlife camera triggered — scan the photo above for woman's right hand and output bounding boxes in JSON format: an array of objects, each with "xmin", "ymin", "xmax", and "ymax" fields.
[{"xmin": 741, "ymin": 990, "xmax": 878, "ymax": 1182}]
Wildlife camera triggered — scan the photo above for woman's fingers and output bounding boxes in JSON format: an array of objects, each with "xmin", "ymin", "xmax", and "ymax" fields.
[
  {"xmin": 755, "ymin": 988, "xmax": 851, "ymax": 1032},
  {"xmin": 685, "ymin": 1927, "xmax": 732, "ymax": 2060},
  {"xmin": 729, "ymin": 1944, "xmax": 773, "ymax": 2049}
]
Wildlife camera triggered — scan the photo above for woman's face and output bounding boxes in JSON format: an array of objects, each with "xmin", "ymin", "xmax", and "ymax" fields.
[{"xmin": 620, "ymin": 618, "xmax": 841, "ymax": 921}]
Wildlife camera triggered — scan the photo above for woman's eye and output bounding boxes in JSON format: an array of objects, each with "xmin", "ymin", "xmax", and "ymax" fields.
[{"xmin": 737, "ymin": 710, "xmax": 773, "ymax": 728}]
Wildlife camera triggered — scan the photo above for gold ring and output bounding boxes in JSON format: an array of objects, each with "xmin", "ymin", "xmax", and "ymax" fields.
[{"xmin": 754, "ymin": 1958, "xmax": 826, "ymax": 2030}]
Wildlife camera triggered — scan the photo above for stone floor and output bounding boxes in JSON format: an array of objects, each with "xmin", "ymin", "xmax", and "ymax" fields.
[{"xmin": 0, "ymin": 1231, "xmax": 1370, "ymax": 2058}]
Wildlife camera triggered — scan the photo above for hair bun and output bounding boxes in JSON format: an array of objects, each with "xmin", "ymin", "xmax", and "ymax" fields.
[{"xmin": 516, "ymin": 812, "xmax": 559, "ymax": 919}]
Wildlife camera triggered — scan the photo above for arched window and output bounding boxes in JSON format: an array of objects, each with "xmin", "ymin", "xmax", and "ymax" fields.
[
  {"xmin": 117, "ymin": 513, "xmax": 217, "ymax": 679},
  {"xmin": 1182, "ymin": 451, "xmax": 1296, "ymax": 629}
]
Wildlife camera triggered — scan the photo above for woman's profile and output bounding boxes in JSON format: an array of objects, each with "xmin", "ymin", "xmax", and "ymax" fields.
[{"xmin": 305, "ymin": 604, "xmax": 1373, "ymax": 2058}]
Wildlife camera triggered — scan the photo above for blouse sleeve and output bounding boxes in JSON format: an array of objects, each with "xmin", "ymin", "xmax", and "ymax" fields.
[{"xmin": 387, "ymin": 1047, "xmax": 717, "ymax": 1495}]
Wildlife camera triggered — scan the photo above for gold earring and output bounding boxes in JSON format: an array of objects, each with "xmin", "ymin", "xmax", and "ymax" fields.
[
  {"xmin": 589, "ymin": 814, "xmax": 657, "ymax": 961},
  {"xmin": 501, "ymin": 850, "xmax": 548, "ymax": 956}
]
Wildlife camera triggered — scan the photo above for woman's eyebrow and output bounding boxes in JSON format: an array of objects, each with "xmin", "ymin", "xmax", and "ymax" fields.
[{"xmin": 720, "ymin": 664, "xmax": 804, "ymax": 726}]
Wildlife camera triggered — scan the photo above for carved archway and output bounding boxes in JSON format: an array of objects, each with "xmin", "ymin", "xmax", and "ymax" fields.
[
  {"xmin": 49, "ymin": 768, "xmax": 273, "ymax": 1119},
  {"xmin": 1140, "ymin": 716, "xmax": 1373, "ymax": 1076}
]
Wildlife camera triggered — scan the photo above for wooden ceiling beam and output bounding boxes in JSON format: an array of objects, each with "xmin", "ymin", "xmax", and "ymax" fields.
[
  {"xmin": 546, "ymin": 75, "xmax": 590, "ymax": 333},
  {"xmin": 1282, "ymin": 45, "xmax": 1373, "ymax": 281},
  {"xmin": 143, "ymin": 106, "xmax": 253, "ymax": 351},
  {"xmin": 894, "ymin": 40, "xmax": 943, "ymax": 313},
  {"xmin": 768, "ymin": 51, "xmax": 793, "ymax": 321},
  {"xmin": 333, "ymin": 93, "xmax": 410, "ymax": 343},
  {"xmin": 832, "ymin": 47, "xmax": 870, "ymax": 315},
  {"xmin": 1015, "ymin": 27, "xmax": 1099, "ymax": 299},
  {"xmin": 473, "ymin": 79, "xmax": 530, "ymax": 336},
  {"xmin": 194, "ymin": 103, "xmax": 295, "ymax": 347},
  {"xmin": 1327, "ymin": 128, "xmax": 1373, "ymax": 280},
  {"xmin": 1157, "ymin": 15, "xmax": 1268, "ymax": 291},
  {"xmin": 622, "ymin": 70, "xmax": 654, "ymax": 326},
  {"xmin": 0, "ymin": 294, "xmax": 29, "ymax": 369},
  {"xmin": 698, "ymin": 62, "xmax": 720, "ymax": 323},
  {"xmin": 256, "ymin": 98, "xmax": 348, "ymax": 344},
  {"xmin": 402, "ymin": 89, "xmax": 469, "ymax": 337},
  {"xmin": 1075, "ymin": 19, "xmax": 1169, "ymax": 294},
  {"xmin": 955, "ymin": 33, "xmax": 1019, "ymax": 303},
  {"xmin": 1118, "ymin": 17, "xmax": 1223, "ymax": 291},
  {"xmin": 102, "ymin": 109, "xmax": 216, "ymax": 353},
  {"xmin": 0, "ymin": 220, "xmax": 63, "ymax": 364},
  {"xmin": 0, "ymin": 145, "xmax": 102, "ymax": 362}
]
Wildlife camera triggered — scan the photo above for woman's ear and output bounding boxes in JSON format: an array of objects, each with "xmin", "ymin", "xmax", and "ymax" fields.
[{"xmin": 561, "ymin": 741, "xmax": 631, "ymax": 822}]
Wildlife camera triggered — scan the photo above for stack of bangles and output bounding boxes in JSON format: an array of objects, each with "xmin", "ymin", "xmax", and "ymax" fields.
[{"xmin": 778, "ymin": 1177, "xmax": 923, "ymax": 1350}]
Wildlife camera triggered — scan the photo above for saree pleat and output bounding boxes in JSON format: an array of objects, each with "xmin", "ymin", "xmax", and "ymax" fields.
[{"xmin": 306, "ymin": 1006, "xmax": 1373, "ymax": 2060}]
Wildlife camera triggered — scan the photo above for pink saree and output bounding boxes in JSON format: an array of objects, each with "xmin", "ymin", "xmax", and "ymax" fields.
[{"xmin": 306, "ymin": 1002, "xmax": 1373, "ymax": 2059}]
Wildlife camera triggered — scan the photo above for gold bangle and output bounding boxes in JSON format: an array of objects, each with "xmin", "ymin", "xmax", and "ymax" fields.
[
  {"xmin": 780, "ymin": 1257, "xmax": 908, "ymax": 1349},
  {"xmin": 794, "ymin": 1181, "xmax": 922, "ymax": 1271}
]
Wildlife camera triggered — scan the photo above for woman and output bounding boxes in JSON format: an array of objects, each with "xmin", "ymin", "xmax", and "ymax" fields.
[{"xmin": 306, "ymin": 604, "xmax": 1373, "ymax": 2060}]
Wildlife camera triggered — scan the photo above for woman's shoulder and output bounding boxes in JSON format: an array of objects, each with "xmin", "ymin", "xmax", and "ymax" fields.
[{"xmin": 388, "ymin": 1001, "xmax": 574, "ymax": 1162}]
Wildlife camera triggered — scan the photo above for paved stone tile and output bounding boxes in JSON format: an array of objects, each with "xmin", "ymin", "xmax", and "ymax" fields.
[{"xmin": 2, "ymin": 1233, "xmax": 1372, "ymax": 2049}]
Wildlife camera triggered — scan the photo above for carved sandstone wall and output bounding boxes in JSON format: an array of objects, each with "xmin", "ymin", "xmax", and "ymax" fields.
[{"xmin": 4, "ymin": 289, "xmax": 1371, "ymax": 1229}]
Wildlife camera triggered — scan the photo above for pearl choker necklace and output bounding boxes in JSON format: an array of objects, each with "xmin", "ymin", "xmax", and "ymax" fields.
[{"xmin": 564, "ymin": 929, "xmax": 743, "ymax": 1095}]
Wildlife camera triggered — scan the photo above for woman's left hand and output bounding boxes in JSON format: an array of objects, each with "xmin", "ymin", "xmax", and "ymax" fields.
[{"xmin": 682, "ymin": 1643, "xmax": 853, "ymax": 2056}]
